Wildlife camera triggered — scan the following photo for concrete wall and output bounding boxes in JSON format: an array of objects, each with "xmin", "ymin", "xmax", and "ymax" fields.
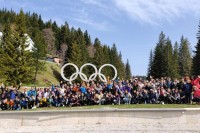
[{"xmin": 0, "ymin": 108, "xmax": 199, "ymax": 133}]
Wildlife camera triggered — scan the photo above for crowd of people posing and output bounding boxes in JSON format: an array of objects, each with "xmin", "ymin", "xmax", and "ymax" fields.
[{"xmin": 0, "ymin": 76, "xmax": 200, "ymax": 110}]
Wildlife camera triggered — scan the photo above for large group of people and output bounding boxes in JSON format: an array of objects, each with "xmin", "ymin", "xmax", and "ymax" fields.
[{"xmin": 0, "ymin": 76, "xmax": 200, "ymax": 110}]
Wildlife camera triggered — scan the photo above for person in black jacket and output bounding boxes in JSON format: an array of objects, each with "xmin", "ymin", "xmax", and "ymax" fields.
[
  {"xmin": 0, "ymin": 99, "xmax": 7, "ymax": 110},
  {"xmin": 183, "ymin": 79, "xmax": 192, "ymax": 104},
  {"xmin": 13, "ymin": 97, "xmax": 21, "ymax": 110},
  {"xmin": 141, "ymin": 90, "xmax": 149, "ymax": 104},
  {"xmin": 149, "ymin": 89, "xmax": 156, "ymax": 104}
]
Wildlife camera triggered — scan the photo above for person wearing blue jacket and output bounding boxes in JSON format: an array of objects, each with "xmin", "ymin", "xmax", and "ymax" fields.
[
  {"xmin": 27, "ymin": 88, "xmax": 36, "ymax": 97},
  {"xmin": 80, "ymin": 83, "xmax": 87, "ymax": 94},
  {"xmin": 10, "ymin": 90, "xmax": 16, "ymax": 100}
]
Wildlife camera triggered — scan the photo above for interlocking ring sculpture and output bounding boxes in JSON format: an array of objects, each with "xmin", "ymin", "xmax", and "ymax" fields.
[{"xmin": 61, "ymin": 63, "xmax": 117, "ymax": 84}]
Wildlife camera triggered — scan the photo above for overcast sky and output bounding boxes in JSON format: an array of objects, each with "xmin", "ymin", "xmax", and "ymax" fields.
[{"xmin": 0, "ymin": 0, "xmax": 200, "ymax": 75}]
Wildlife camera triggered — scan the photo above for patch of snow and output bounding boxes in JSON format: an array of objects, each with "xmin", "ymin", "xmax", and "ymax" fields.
[{"xmin": 0, "ymin": 32, "xmax": 34, "ymax": 51}]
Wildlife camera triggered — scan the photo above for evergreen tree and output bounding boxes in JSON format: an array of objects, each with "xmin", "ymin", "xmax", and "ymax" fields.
[
  {"xmin": 31, "ymin": 13, "xmax": 39, "ymax": 28},
  {"xmin": 163, "ymin": 38, "xmax": 173, "ymax": 77},
  {"xmin": 94, "ymin": 38, "xmax": 101, "ymax": 47},
  {"xmin": 54, "ymin": 28, "xmax": 61, "ymax": 50},
  {"xmin": 172, "ymin": 42, "xmax": 180, "ymax": 78},
  {"xmin": 45, "ymin": 19, "xmax": 52, "ymax": 28},
  {"xmin": 179, "ymin": 36, "xmax": 192, "ymax": 77},
  {"xmin": 79, "ymin": 38, "xmax": 90, "ymax": 64},
  {"xmin": 67, "ymin": 41, "xmax": 82, "ymax": 66},
  {"xmin": 64, "ymin": 22, "xmax": 71, "ymax": 45},
  {"xmin": 110, "ymin": 44, "xmax": 119, "ymax": 76},
  {"xmin": 101, "ymin": 45, "xmax": 114, "ymax": 78},
  {"xmin": 38, "ymin": 15, "xmax": 45, "ymax": 30},
  {"xmin": 0, "ymin": 21, "xmax": 14, "ymax": 82},
  {"xmin": 147, "ymin": 49, "xmax": 153, "ymax": 77},
  {"xmin": 84, "ymin": 30, "xmax": 91, "ymax": 46},
  {"xmin": 13, "ymin": 10, "xmax": 35, "ymax": 88},
  {"xmin": 110, "ymin": 44, "xmax": 125, "ymax": 79},
  {"xmin": 64, "ymin": 41, "xmax": 82, "ymax": 81},
  {"xmin": 31, "ymin": 29, "xmax": 47, "ymax": 82},
  {"xmin": 125, "ymin": 59, "xmax": 132, "ymax": 79},
  {"xmin": 60, "ymin": 25, "xmax": 67, "ymax": 44},
  {"xmin": 0, "ymin": 10, "xmax": 35, "ymax": 88},
  {"xmin": 75, "ymin": 28, "xmax": 89, "ymax": 64},
  {"xmin": 117, "ymin": 52, "xmax": 126, "ymax": 79},
  {"xmin": 93, "ymin": 39, "xmax": 104, "ymax": 68},
  {"xmin": 52, "ymin": 21, "xmax": 58, "ymax": 32},
  {"xmin": 192, "ymin": 21, "xmax": 200, "ymax": 75},
  {"xmin": 151, "ymin": 32, "xmax": 166, "ymax": 78}
]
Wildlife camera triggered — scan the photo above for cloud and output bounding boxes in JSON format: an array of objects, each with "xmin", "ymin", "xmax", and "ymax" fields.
[
  {"xmin": 76, "ymin": 0, "xmax": 200, "ymax": 27},
  {"xmin": 112, "ymin": 0, "xmax": 200, "ymax": 25},
  {"xmin": 2, "ymin": 0, "xmax": 199, "ymax": 28},
  {"xmin": 71, "ymin": 17, "xmax": 110, "ymax": 31},
  {"xmin": 67, "ymin": 1, "xmax": 113, "ymax": 31},
  {"xmin": 80, "ymin": 0, "xmax": 120, "ymax": 19}
]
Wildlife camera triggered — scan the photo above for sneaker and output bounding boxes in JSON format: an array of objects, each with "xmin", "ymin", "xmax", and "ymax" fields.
[{"xmin": 32, "ymin": 106, "xmax": 37, "ymax": 109}]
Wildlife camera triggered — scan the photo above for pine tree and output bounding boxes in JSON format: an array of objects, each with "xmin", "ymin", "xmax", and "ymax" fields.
[
  {"xmin": 110, "ymin": 44, "xmax": 127, "ymax": 79},
  {"xmin": 147, "ymin": 50, "xmax": 153, "ymax": 78},
  {"xmin": 192, "ymin": 21, "xmax": 200, "ymax": 75},
  {"xmin": 75, "ymin": 28, "xmax": 89, "ymax": 64},
  {"xmin": 151, "ymin": 32, "xmax": 166, "ymax": 78},
  {"xmin": 164, "ymin": 38, "xmax": 173, "ymax": 77},
  {"xmin": 31, "ymin": 13, "xmax": 39, "ymax": 28},
  {"xmin": 31, "ymin": 29, "xmax": 47, "ymax": 82},
  {"xmin": 110, "ymin": 44, "xmax": 120, "ymax": 78},
  {"xmin": 13, "ymin": 10, "xmax": 35, "ymax": 88},
  {"xmin": 101, "ymin": 45, "xmax": 113, "ymax": 78},
  {"xmin": 172, "ymin": 42, "xmax": 180, "ymax": 78},
  {"xmin": 65, "ymin": 40, "xmax": 81, "ymax": 65},
  {"xmin": 38, "ymin": 15, "xmax": 45, "ymax": 30},
  {"xmin": 179, "ymin": 36, "xmax": 192, "ymax": 77},
  {"xmin": 64, "ymin": 41, "xmax": 82, "ymax": 81},
  {"xmin": 125, "ymin": 59, "xmax": 132, "ymax": 79},
  {"xmin": 64, "ymin": 22, "xmax": 71, "ymax": 45},
  {"xmin": 93, "ymin": 39, "xmax": 104, "ymax": 68},
  {"xmin": 0, "ymin": 21, "xmax": 14, "ymax": 83},
  {"xmin": 94, "ymin": 38, "xmax": 101, "ymax": 47},
  {"xmin": 84, "ymin": 30, "xmax": 91, "ymax": 46},
  {"xmin": 0, "ymin": 10, "xmax": 35, "ymax": 88},
  {"xmin": 117, "ymin": 52, "xmax": 126, "ymax": 79}
]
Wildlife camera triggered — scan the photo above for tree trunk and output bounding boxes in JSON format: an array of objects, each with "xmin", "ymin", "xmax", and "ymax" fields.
[{"xmin": 34, "ymin": 58, "xmax": 39, "ymax": 82}]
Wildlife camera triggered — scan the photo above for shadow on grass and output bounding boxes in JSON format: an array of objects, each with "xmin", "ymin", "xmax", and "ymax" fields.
[{"xmin": 51, "ymin": 65, "xmax": 62, "ymax": 82}]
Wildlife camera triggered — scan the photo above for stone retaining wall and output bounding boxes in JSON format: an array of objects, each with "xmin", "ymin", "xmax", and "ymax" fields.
[{"xmin": 0, "ymin": 108, "xmax": 199, "ymax": 133}]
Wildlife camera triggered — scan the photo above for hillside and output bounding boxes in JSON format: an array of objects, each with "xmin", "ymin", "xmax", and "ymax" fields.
[
  {"xmin": 0, "ymin": 9, "xmax": 130, "ymax": 86},
  {"xmin": 24, "ymin": 61, "xmax": 61, "ymax": 87}
]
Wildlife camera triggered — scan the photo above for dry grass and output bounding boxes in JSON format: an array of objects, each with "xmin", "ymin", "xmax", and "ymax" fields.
[{"xmin": 23, "ymin": 61, "xmax": 61, "ymax": 87}]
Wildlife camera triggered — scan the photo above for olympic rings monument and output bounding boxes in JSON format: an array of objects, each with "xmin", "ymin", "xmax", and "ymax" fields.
[
  {"xmin": 61, "ymin": 63, "xmax": 118, "ymax": 84},
  {"xmin": 0, "ymin": 63, "xmax": 200, "ymax": 132}
]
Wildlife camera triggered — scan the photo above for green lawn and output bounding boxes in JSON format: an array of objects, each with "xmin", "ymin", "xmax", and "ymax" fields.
[{"xmin": 25, "ymin": 104, "xmax": 200, "ymax": 111}]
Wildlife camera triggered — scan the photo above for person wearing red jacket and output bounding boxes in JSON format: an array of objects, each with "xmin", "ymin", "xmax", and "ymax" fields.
[
  {"xmin": 192, "ymin": 86, "xmax": 200, "ymax": 104},
  {"xmin": 191, "ymin": 76, "xmax": 200, "ymax": 89}
]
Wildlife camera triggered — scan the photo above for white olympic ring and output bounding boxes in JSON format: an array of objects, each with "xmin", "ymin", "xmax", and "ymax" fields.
[{"xmin": 61, "ymin": 63, "xmax": 117, "ymax": 84}]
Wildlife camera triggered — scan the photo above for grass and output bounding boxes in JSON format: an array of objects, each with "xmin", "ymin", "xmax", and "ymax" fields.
[
  {"xmin": 24, "ymin": 104, "xmax": 200, "ymax": 111},
  {"xmin": 23, "ymin": 61, "xmax": 61, "ymax": 87}
]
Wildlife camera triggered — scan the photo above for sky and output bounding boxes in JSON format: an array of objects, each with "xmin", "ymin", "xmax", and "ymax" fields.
[{"xmin": 0, "ymin": 0, "xmax": 200, "ymax": 76}]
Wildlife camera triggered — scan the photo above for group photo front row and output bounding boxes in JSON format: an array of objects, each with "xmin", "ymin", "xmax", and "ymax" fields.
[{"xmin": 0, "ymin": 76, "xmax": 200, "ymax": 110}]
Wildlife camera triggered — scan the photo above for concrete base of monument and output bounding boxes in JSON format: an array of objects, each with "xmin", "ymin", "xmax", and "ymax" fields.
[{"xmin": 0, "ymin": 108, "xmax": 199, "ymax": 133}]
